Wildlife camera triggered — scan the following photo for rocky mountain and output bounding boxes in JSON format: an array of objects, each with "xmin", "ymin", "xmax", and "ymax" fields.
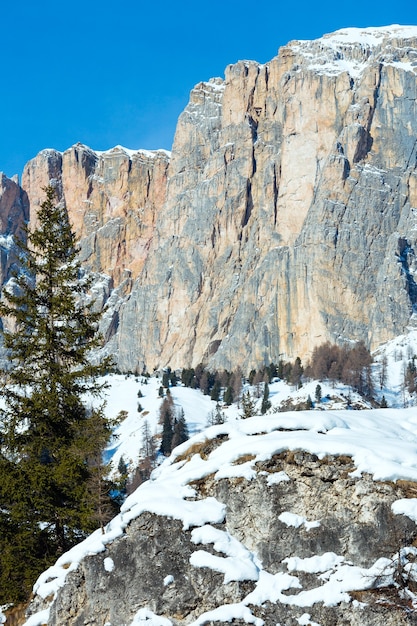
[
  {"xmin": 3, "ymin": 25, "xmax": 417, "ymax": 373},
  {"xmin": 0, "ymin": 173, "xmax": 28, "ymax": 284},
  {"xmin": 22, "ymin": 404, "xmax": 417, "ymax": 626}
]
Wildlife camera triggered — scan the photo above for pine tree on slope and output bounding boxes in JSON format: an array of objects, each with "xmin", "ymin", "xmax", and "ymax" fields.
[{"xmin": 0, "ymin": 185, "xmax": 113, "ymax": 603}]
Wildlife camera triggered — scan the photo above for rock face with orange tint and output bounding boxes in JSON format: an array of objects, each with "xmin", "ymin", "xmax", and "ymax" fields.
[
  {"xmin": 22, "ymin": 144, "xmax": 170, "ymax": 287},
  {"xmin": 21, "ymin": 144, "xmax": 170, "ymax": 346},
  {"xmin": 0, "ymin": 173, "xmax": 28, "ymax": 284},
  {"xmin": 10, "ymin": 26, "xmax": 417, "ymax": 371}
]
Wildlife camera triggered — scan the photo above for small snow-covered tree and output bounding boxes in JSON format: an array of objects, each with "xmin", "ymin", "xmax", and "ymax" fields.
[{"xmin": 207, "ymin": 402, "xmax": 226, "ymax": 426}]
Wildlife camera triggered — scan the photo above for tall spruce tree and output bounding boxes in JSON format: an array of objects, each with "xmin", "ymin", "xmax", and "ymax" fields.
[{"xmin": 0, "ymin": 186, "xmax": 113, "ymax": 603}]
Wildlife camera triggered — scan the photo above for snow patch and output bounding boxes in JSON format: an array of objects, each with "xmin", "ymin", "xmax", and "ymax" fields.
[
  {"xmin": 278, "ymin": 512, "xmax": 321, "ymax": 531},
  {"xmin": 392, "ymin": 498, "xmax": 417, "ymax": 522},
  {"xmin": 284, "ymin": 553, "xmax": 345, "ymax": 573},
  {"xmin": 266, "ymin": 470, "xmax": 290, "ymax": 485},
  {"xmin": 189, "ymin": 604, "xmax": 263, "ymax": 626},
  {"xmin": 129, "ymin": 608, "xmax": 172, "ymax": 626},
  {"xmin": 103, "ymin": 557, "xmax": 114, "ymax": 572},
  {"xmin": 190, "ymin": 525, "xmax": 260, "ymax": 583}
]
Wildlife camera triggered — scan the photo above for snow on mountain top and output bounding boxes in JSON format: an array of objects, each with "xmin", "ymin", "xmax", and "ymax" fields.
[
  {"xmin": 294, "ymin": 25, "xmax": 417, "ymax": 49},
  {"xmin": 36, "ymin": 144, "xmax": 172, "ymax": 161},
  {"xmin": 95, "ymin": 145, "xmax": 171, "ymax": 159},
  {"xmin": 290, "ymin": 25, "xmax": 417, "ymax": 78},
  {"xmin": 74, "ymin": 143, "xmax": 171, "ymax": 159}
]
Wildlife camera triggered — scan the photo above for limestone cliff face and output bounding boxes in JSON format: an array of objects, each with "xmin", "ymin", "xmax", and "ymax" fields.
[
  {"xmin": 0, "ymin": 173, "xmax": 28, "ymax": 285},
  {"xmin": 21, "ymin": 144, "xmax": 170, "ymax": 345},
  {"xmin": 15, "ymin": 26, "xmax": 417, "ymax": 371},
  {"xmin": 22, "ymin": 144, "xmax": 170, "ymax": 287},
  {"xmin": 117, "ymin": 25, "xmax": 417, "ymax": 371}
]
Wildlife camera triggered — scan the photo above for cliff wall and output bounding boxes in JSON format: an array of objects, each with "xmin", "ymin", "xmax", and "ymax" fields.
[{"xmin": 12, "ymin": 26, "xmax": 417, "ymax": 371}]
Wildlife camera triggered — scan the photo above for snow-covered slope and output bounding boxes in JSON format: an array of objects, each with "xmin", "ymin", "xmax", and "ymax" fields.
[
  {"xmin": 96, "ymin": 373, "xmax": 373, "ymax": 480},
  {"xmin": 22, "ymin": 378, "xmax": 417, "ymax": 625}
]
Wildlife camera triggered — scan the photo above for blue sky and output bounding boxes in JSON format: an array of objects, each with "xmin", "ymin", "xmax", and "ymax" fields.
[{"xmin": 1, "ymin": 0, "xmax": 416, "ymax": 178}]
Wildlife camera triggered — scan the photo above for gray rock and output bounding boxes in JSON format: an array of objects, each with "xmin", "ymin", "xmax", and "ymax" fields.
[
  {"xmin": 6, "ymin": 27, "xmax": 417, "ymax": 373},
  {"xmin": 28, "ymin": 451, "xmax": 417, "ymax": 626}
]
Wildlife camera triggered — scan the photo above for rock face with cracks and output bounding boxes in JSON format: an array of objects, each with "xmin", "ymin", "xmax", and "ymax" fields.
[
  {"xmin": 25, "ymin": 447, "xmax": 417, "ymax": 626},
  {"xmin": 5, "ymin": 26, "xmax": 417, "ymax": 372}
]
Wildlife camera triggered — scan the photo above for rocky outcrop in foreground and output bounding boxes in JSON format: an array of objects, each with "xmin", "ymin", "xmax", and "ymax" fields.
[
  {"xmin": 24, "ymin": 408, "xmax": 417, "ymax": 625},
  {"xmin": 4, "ymin": 26, "xmax": 417, "ymax": 372}
]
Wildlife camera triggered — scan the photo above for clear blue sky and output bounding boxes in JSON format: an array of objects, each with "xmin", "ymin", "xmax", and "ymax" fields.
[{"xmin": 1, "ymin": 0, "xmax": 416, "ymax": 178}]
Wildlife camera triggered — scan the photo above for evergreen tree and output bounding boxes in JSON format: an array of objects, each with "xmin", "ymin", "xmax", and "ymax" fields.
[
  {"xmin": 199, "ymin": 370, "xmax": 210, "ymax": 395},
  {"xmin": 181, "ymin": 367, "xmax": 195, "ymax": 387},
  {"xmin": 232, "ymin": 366, "xmax": 243, "ymax": 404},
  {"xmin": 162, "ymin": 368, "xmax": 171, "ymax": 388},
  {"xmin": 210, "ymin": 379, "xmax": 221, "ymax": 402},
  {"xmin": 223, "ymin": 385, "xmax": 233, "ymax": 406},
  {"xmin": 380, "ymin": 395, "xmax": 388, "ymax": 408},
  {"xmin": 291, "ymin": 357, "xmax": 304, "ymax": 388},
  {"xmin": 248, "ymin": 369, "xmax": 256, "ymax": 385},
  {"xmin": 116, "ymin": 455, "xmax": 129, "ymax": 498},
  {"xmin": 159, "ymin": 396, "xmax": 174, "ymax": 455},
  {"xmin": 160, "ymin": 412, "xmax": 174, "ymax": 455},
  {"xmin": 172, "ymin": 409, "xmax": 189, "ymax": 450},
  {"xmin": 0, "ymin": 185, "xmax": 113, "ymax": 603},
  {"xmin": 261, "ymin": 382, "xmax": 271, "ymax": 414},
  {"xmin": 315, "ymin": 384, "xmax": 322, "ymax": 404},
  {"xmin": 207, "ymin": 402, "xmax": 226, "ymax": 426},
  {"xmin": 241, "ymin": 391, "xmax": 256, "ymax": 419}
]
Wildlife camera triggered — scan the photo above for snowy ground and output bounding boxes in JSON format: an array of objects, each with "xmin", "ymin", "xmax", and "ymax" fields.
[{"xmin": 97, "ymin": 373, "xmax": 372, "ymax": 479}]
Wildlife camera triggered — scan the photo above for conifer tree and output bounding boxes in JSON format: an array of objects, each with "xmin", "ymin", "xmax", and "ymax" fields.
[
  {"xmin": 0, "ymin": 185, "xmax": 113, "ymax": 603},
  {"xmin": 172, "ymin": 409, "xmax": 189, "ymax": 450},
  {"xmin": 241, "ymin": 391, "xmax": 256, "ymax": 419},
  {"xmin": 207, "ymin": 402, "xmax": 226, "ymax": 426},
  {"xmin": 223, "ymin": 385, "xmax": 233, "ymax": 406},
  {"xmin": 261, "ymin": 382, "xmax": 272, "ymax": 414},
  {"xmin": 159, "ymin": 395, "xmax": 174, "ymax": 455}
]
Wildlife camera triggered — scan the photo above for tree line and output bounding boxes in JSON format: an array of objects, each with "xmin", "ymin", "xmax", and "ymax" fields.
[{"xmin": 168, "ymin": 340, "xmax": 374, "ymax": 407}]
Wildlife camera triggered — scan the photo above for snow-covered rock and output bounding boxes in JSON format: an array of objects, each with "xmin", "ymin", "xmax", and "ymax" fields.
[{"xmin": 24, "ymin": 404, "xmax": 417, "ymax": 625}]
